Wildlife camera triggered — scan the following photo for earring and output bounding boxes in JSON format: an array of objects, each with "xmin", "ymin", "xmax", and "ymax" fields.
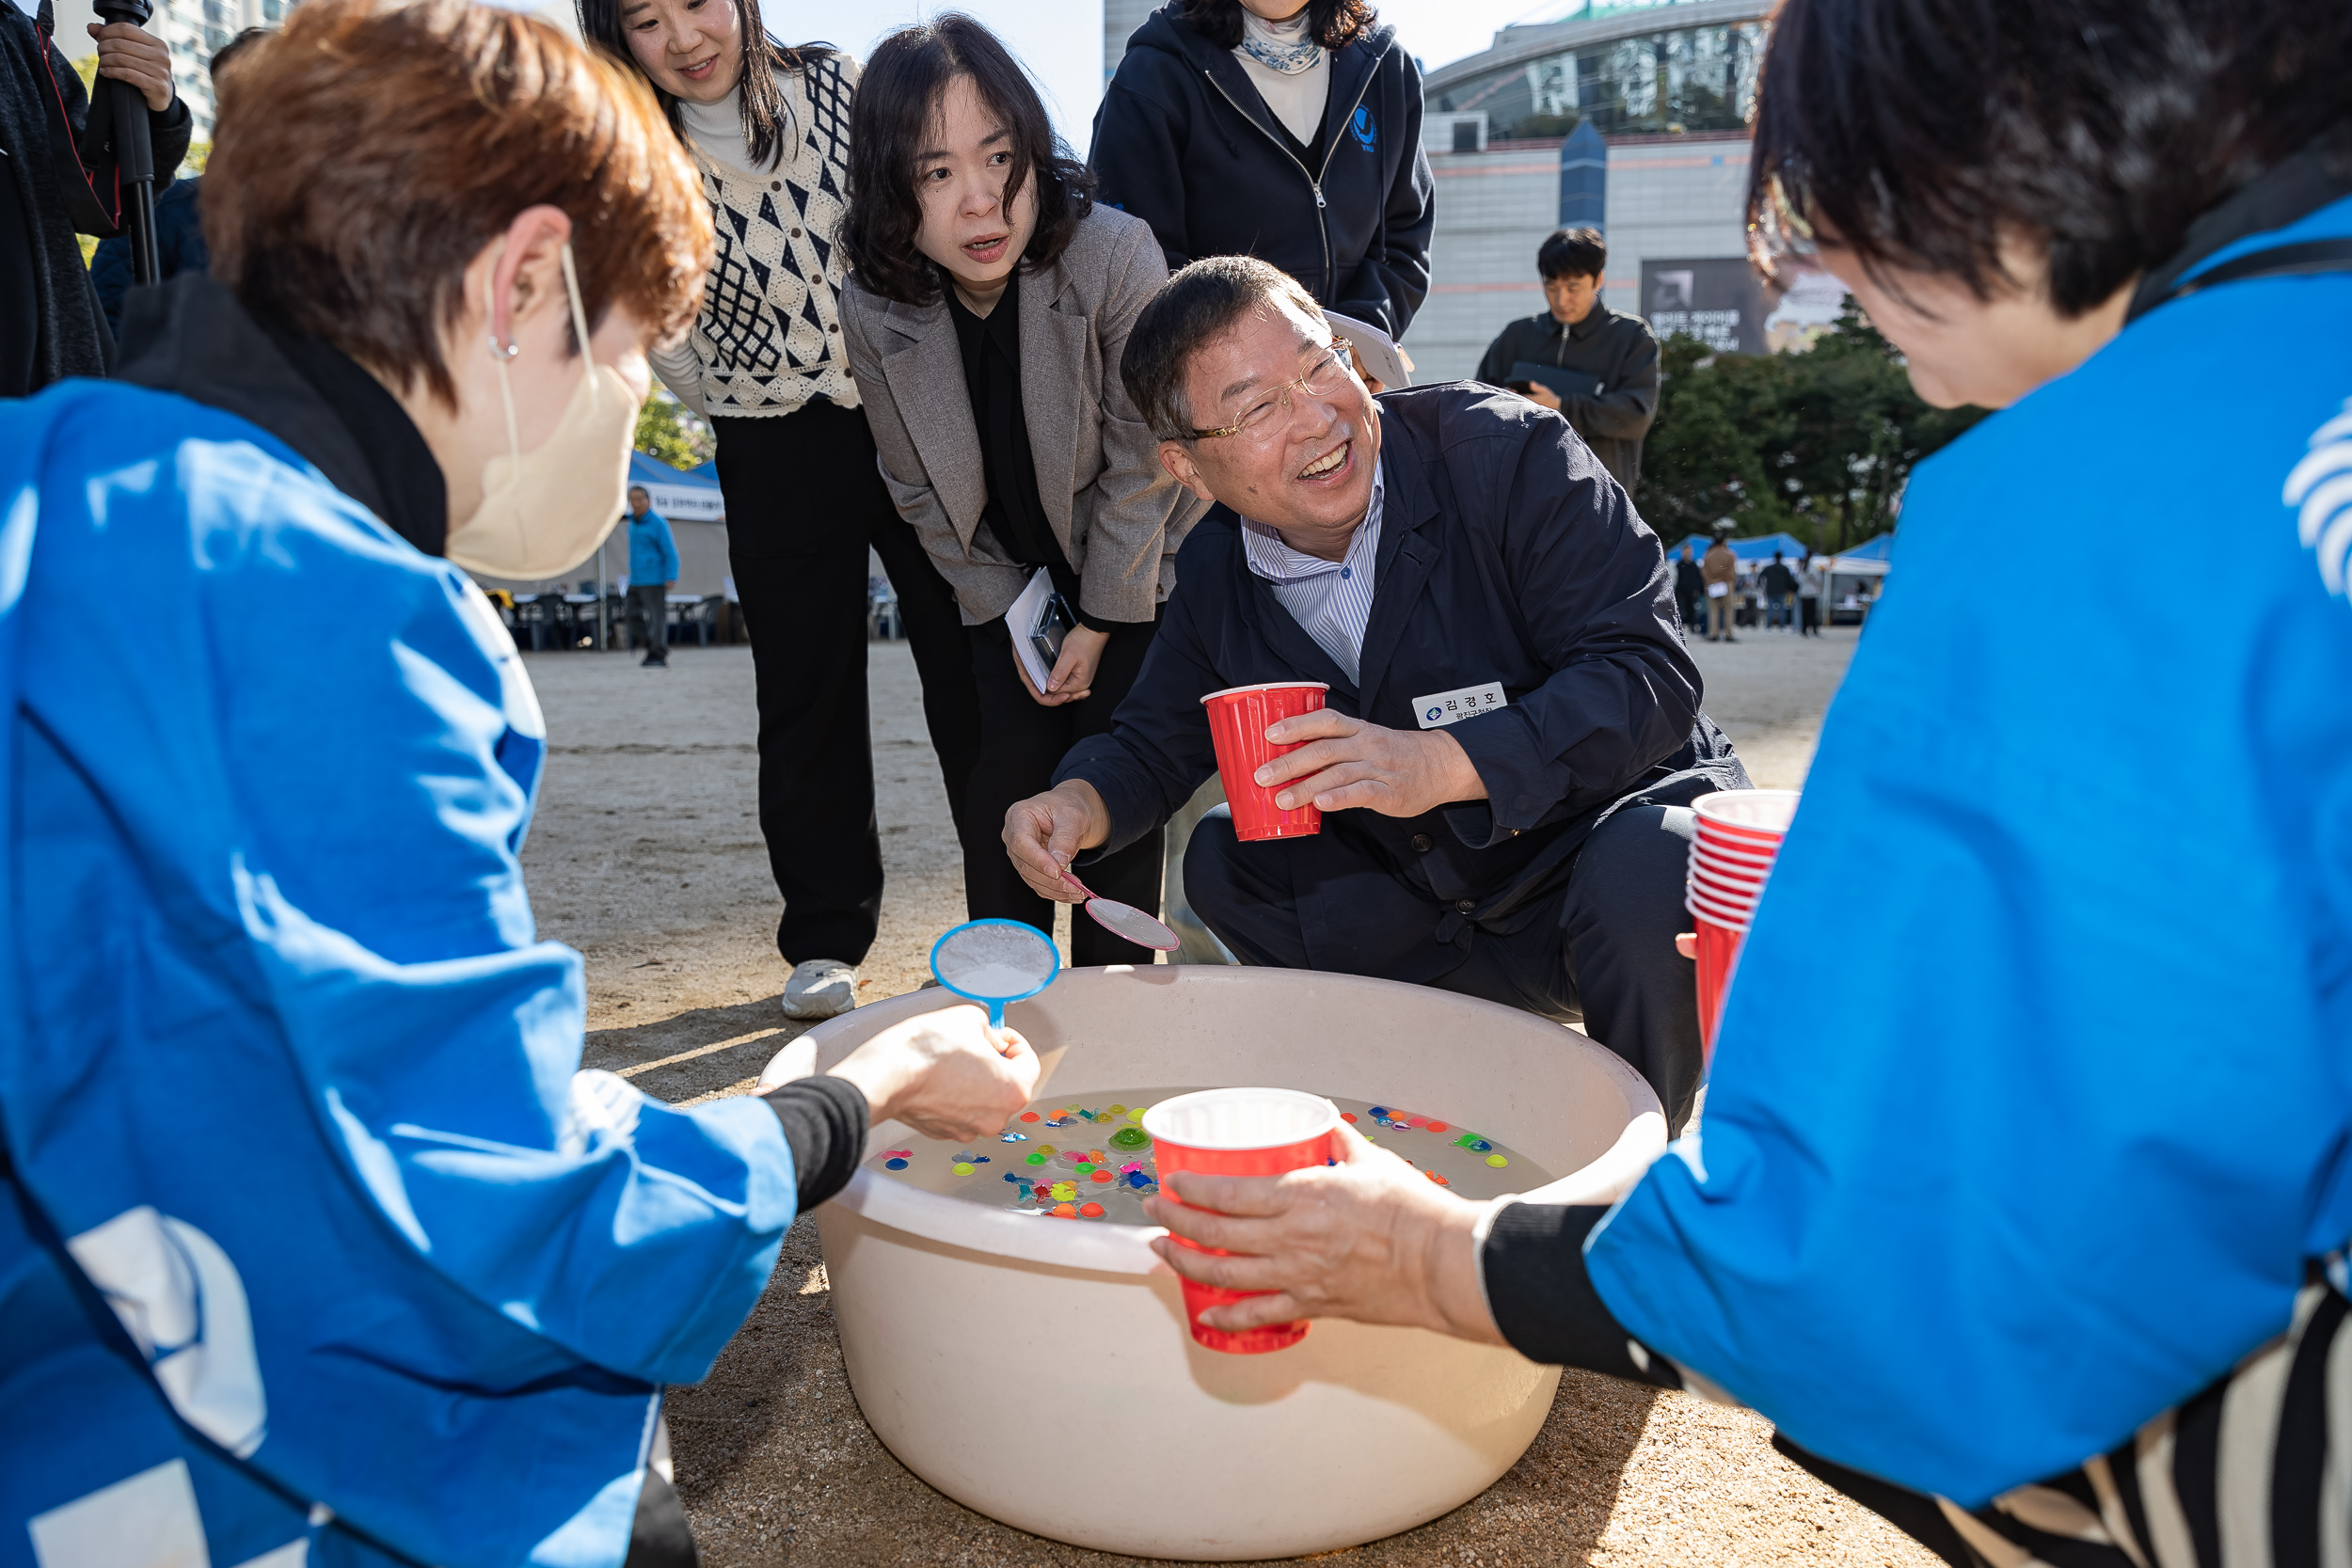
[{"xmin": 486, "ymin": 334, "xmax": 521, "ymax": 360}]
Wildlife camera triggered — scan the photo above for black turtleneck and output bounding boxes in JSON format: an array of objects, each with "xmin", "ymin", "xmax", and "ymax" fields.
[{"xmin": 113, "ymin": 275, "xmax": 448, "ymax": 556}]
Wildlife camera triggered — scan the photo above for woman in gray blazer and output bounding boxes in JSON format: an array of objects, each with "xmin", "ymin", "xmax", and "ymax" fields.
[{"xmin": 840, "ymin": 15, "xmax": 1205, "ymax": 964}]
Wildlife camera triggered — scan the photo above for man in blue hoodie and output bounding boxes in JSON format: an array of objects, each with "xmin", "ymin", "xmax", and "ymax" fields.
[{"xmin": 626, "ymin": 483, "xmax": 679, "ymax": 668}]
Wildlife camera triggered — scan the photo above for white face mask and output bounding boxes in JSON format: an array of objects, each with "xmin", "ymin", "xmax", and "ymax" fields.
[{"xmin": 442, "ymin": 243, "xmax": 640, "ymax": 581}]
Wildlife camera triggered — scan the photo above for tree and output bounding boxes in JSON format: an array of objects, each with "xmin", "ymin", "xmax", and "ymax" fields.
[
  {"xmin": 1641, "ymin": 299, "xmax": 1986, "ymax": 553},
  {"xmin": 635, "ymin": 387, "xmax": 715, "ymax": 470}
]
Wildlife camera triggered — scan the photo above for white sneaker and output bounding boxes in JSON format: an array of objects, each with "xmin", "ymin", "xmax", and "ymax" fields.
[{"xmin": 780, "ymin": 958, "xmax": 859, "ymax": 1021}]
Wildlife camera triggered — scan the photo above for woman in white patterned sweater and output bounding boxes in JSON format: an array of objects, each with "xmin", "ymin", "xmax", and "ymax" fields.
[{"xmin": 583, "ymin": 0, "xmax": 981, "ymax": 1022}]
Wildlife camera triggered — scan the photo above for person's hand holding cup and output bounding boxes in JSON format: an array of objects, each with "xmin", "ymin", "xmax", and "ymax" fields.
[{"xmin": 824, "ymin": 1004, "xmax": 1040, "ymax": 1142}]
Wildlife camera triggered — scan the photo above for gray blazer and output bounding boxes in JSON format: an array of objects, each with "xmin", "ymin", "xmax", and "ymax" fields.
[{"xmin": 841, "ymin": 203, "xmax": 1207, "ymax": 626}]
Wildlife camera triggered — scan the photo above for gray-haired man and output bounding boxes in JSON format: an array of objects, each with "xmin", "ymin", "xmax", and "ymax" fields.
[{"xmin": 998, "ymin": 257, "xmax": 1745, "ymax": 1132}]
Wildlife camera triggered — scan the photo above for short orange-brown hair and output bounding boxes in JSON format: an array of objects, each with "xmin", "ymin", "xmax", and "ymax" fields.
[{"xmin": 205, "ymin": 0, "xmax": 712, "ymax": 405}]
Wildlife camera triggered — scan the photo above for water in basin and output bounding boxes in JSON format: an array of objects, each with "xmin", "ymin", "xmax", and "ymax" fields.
[{"xmin": 866, "ymin": 1088, "xmax": 1556, "ymax": 1221}]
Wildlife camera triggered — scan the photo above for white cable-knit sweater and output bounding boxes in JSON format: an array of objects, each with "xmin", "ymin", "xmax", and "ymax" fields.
[{"xmin": 650, "ymin": 55, "xmax": 860, "ymax": 419}]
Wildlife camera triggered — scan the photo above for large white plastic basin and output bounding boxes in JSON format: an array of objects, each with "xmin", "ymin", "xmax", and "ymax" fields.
[{"xmin": 758, "ymin": 965, "xmax": 1665, "ymax": 1560}]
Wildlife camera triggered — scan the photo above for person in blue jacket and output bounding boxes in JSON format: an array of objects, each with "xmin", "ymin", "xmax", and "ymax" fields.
[
  {"xmin": 1090, "ymin": 0, "xmax": 1433, "ymax": 341},
  {"xmin": 86, "ymin": 26, "xmax": 269, "ymax": 339},
  {"xmin": 0, "ymin": 7, "xmax": 1038, "ymax": 1567},
  {"xmin": 1131, "ymin": 0, "xmax": 2352, "ymax": 1560},
  {"xmin": 1002, "ymin": 256, "xmax": 1746, "ymax": 1136},
  {"xmin": 624, "ymin": 484, "xmax": 680, "ymax": 667}
]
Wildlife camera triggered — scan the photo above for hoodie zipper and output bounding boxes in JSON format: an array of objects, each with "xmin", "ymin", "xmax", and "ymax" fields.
[{"xmin": 1201, "ymin": 41, "xmax": 1387, "ymax": 309}]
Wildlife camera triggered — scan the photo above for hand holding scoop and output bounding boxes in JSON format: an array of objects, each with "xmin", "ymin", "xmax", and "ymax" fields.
[
  {"xmin": 930, "ymin": 918, "xmax": 1061, "ymax": 1042},
  {"xmin": 1062, "ymin": 869, "xmax": 1181, "ymax": 951}
]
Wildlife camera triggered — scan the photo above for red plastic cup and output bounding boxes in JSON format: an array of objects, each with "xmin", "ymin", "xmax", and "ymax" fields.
[
  {"xmin": 1691, "ymin": 910, "xmax": 1747, "ymax": 1061},
  {"xmin": 1200, "ymin": 683, "xmax": 1330, "ymax": 841},
  {"xmin": 1689, "ymin": 870, "xmax": 1766, "ymax": 911},
  {"xmin": 1143, "ymin": 1087, "xmax": 1340, "ymax": 1354},
  {"xmin": 1685, "ymin": 885, "xmax": 1758, "ymax": 928},
  {"xmin": 1692, "ymin": 789, "xmax": 1801, "ymax": 845},
  {"xmin": 1689, "ymin": 841, "xmax": 1772, "ymax": 879},
  {"xmin": 1693, "ymin": 832, "xmax": 1778, "ymax": 869}
]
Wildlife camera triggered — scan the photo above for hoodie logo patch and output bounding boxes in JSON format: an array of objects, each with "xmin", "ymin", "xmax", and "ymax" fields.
[
  {"xmin": 2284, "ymin": 398, "xmax": 2352, "ymax": 599},
  {"xmin": 1351, "ymin": 105, "xmax": 1376, "ymax": 150}
]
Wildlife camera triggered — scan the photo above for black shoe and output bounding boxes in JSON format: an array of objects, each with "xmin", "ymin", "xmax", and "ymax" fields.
[
  {"xmin": 642, "ymin": 655, "xmax": 668, "ymax": 668},
  {"xmin": 1723, "ymin": 635, "xmax": 1740, "ymax": 643}
]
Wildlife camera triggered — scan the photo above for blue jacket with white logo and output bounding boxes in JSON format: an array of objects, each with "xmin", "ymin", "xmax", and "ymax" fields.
[
  {"xmin": 0, "ymin": 381, "xmax": 797, "ymax": 1567},
  {"xmin": 1583, "ymin": 191, "xmax": 2352, "ymax": 1506},
  {"xmin": 627, "ymin": 507, "xmax": 678, "ymax": 587},
  {"xmin": 1091, "ymin": 5, "xmax": 1434, "ymax": 338}
]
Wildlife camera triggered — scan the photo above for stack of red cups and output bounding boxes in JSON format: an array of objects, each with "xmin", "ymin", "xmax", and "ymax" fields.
[{"xmin": 1686, "ymin": 789, "xmax": 1801, "ymax": 1059}]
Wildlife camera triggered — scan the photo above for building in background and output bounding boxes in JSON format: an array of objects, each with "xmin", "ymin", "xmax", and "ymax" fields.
[
  {"xmin": 1412, "ymin": 0, "xmax": 1772, "ymax": 381},
  {"xmin": 1104, "ymin": 0, "xmax": 1152, "ymax": 89},
  {"xmin": 1096, "ymin": 0, "xmax": 1816, "ymax": 381},
  {"xmin": 58, "ymin": 0, "xmax": 295, "ymax": 140}
]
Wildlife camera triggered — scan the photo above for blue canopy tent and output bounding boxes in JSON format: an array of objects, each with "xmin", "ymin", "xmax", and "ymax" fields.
[
  {"xmin": 1836, "ymin": 531, "xmax": 1896, "ymax": 562},
  {"xmin": 628, "ymin": 451, "xmax": 725, "ymax": 522},
  {"xmin": 1669, "ymin": 531, "xmax": 1814, "ymax": 562}
]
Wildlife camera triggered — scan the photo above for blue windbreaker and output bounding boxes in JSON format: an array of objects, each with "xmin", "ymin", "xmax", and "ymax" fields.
[
  {"xmin": 0, "ymin": 383, "xmax": 797, "ymax": 1567},
  {"xmin": 1583, "ymin": 194, "xmax": 2352, "ymax": 1505},
  {"xmin": 627, "ymin": 509, "xmax": 677, "ymax": 588}
]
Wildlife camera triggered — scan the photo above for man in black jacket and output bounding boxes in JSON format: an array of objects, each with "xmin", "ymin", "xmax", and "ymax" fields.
[
  {"xmin": 1090, "ymin": 1, "xmax": 1434, "ymax": 340},
  {"xmin": 1475, "ymin": 227, "xmax": 1660, "ymax": 495},
  {"xmin": 1673, "ymin": 543, "xmax": 1707, "ymax": 637},
  {"xmin": 1, "ymin": 0, "xmax": 188, "ymax": 397},
  {"xmin": 1002, "ymin": 258, "xmax": 1744, "ymax": 1132},
  {"xmin": 88, "ymin": 25, "xmax": 269, "ymax": 338}
]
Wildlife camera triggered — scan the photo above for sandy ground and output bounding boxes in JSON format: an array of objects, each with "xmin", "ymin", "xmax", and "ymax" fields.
[{"xmin": 518, "ymin": 622, "xmax": 1934, "ymax": 1567}]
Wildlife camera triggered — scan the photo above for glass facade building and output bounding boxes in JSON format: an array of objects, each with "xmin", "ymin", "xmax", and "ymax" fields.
[{"xmin": 1432, "ymin": 15, "xmax": 1763, "ymax": 143}]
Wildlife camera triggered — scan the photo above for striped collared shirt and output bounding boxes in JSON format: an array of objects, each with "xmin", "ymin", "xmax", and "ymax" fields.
[{"xmin": 1240, "ymin": 467, "xmax": 1384, "ymax": 684}]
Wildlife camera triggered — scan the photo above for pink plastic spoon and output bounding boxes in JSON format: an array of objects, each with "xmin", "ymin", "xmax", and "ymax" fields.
[{"xmin": 1062, "ymin": 869, "xmax": 1182, "ymax": 951}]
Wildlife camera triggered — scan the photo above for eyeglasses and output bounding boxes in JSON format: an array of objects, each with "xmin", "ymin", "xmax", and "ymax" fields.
[{"xmin": 1183, "ymin": 346, "xmax": 1354, "ymax": 443}]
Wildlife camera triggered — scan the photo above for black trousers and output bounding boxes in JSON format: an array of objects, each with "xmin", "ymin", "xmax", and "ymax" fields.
[
  {"xmin": 965, "ymin": 613, "xmax": 1167, "ymax": 967},
  {"xmin": 1800, "ymin": 595, "xmax": 1821, "ymax": 635},
  {"xmin": 1185, "ymin": 803, "xmax": 1705, "ymax": 1134},
  {"xmin": 713, "ymin": 402, "xmax": 980, "ymax": 966}
]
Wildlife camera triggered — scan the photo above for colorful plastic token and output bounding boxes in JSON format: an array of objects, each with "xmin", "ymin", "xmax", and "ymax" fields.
[
  {"xmin": 1072, "ymin": 1163, "xmax": 1094, "ymax": 1177},
  {"xmin": 1426, "ymin": 1120, "xmax": 1449, "ymax": 1133},
  {"xmin": 1019, "ymin": 1112, "xmax": 1041, "ymax": 1122},
  {"xmin": 1425, "ymin": 1170, "xmax": 1451, "ymax": 1185},
  {"xmin": 884, "ymin": 1158, "xmax": 908, "ymax": 1170},
  {"xmin": 1340, "ymin": 1113, "xmax": 1358, "ymax": 1123},
  {"xmin": 1405, "ymin": 1115, "xmax": 1427, "ymax": 1128},
  {"xmin": 1000, "ymin": 1132, "xmax": 1028, "ymax": 1143},
  {"xmin": 1126, "ymin": 1171, "xmax": 1152, "ymax": 1189},
  {"xmin": 1486, "ymin": 1154, "xmax": 1509, "ymax": 1168},
  {"xmin": 1052, "ymin": 1203, "xmax": 1077, "ymax": 1218},
  {"xmin": 1090, "ymin": 1170, "xmax": 1114, "ymax": 1183},
  {"xmin": 1126, "ymin": 1106, "xmax": 1146, "ymax": 1122},
  {"xmin": 1078, "ymin": 1202, "xmax": 1105, "ymax": 1218},
  {"xmin": 1025, "ymin": 1151, "xmax": 1049, "ymax": 1166},
  {"xmin": 1050, "ymin": 1181, "xmax": 1077, "ymax": 1201},
  {"xmin": 1003, "ymin": 1173, "xmax": 1023, "ymax": 1183},
  {"xmin": 1368, "ymin": 1106, "xmax": 1389, "ymax": 1117},
  {"xmin": 953, "ymin": 1163, "xmax": 975, "ymax": 1175},
  {"xmin": 1106, "ymin": 1104, "xmax": 1126, "ymax": 1115},
  {"xmin": 1107, "ymin": 1126, "xmax": 1150, "ymax": 1150}
]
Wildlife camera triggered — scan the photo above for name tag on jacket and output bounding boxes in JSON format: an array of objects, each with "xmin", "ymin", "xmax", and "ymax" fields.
[{"xmin": 1412, "ymin": 682, "xmax": 1508, "ymax": 729}]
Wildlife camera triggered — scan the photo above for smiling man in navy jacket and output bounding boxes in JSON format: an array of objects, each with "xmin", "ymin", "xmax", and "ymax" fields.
[{"xmin": 1002, "ymin": 257, "xmax": 1744, "ymax": 1132}]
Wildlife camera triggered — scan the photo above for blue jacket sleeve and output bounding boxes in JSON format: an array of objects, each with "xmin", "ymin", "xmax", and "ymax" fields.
[
  {"xmin": 11, "ymin": 408, "xmax": 794, "ymax": 1391},
  {"xmin": 655, "ymin": 515, "xmax": 679, "ymax": 582},
  {"xmin": 1440, "ymin": 413, "xmax": 1701, "ymax": 842}
]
